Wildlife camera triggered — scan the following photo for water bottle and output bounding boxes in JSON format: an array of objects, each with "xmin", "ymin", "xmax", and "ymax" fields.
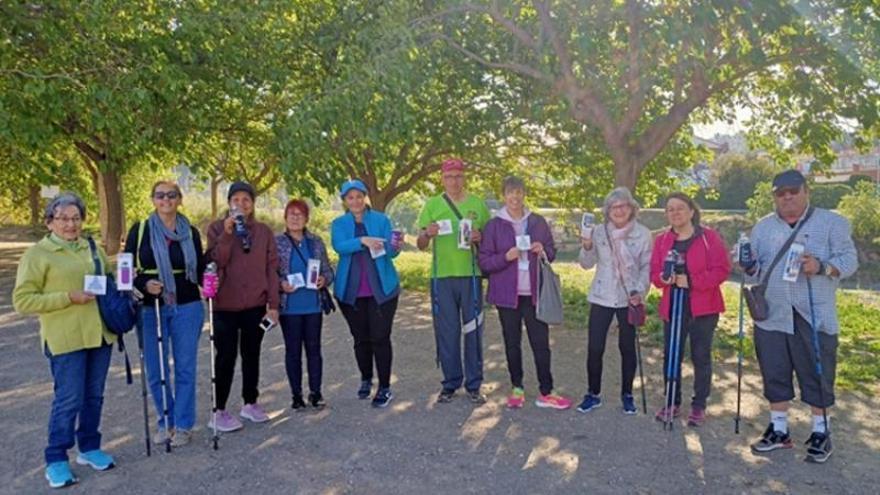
[
  {"xmin": 231, "ymin": 207, "xmax": 251, "ymax": 253},
  {"xmin": 662, "ymin": 249, "xmax": 678, "ymax": 280},
  {"xmin": 203, "ymin": 262, "xmax": 219, "ymax": 299},
  {"xmin": 737, "ymin": 232, "xmax": 752, "ymax": 266}
]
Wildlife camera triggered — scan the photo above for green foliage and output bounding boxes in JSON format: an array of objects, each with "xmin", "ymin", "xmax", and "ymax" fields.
[
  {"xmin": 746, "ymin": 181, "xmax": 775, "ymax": 222},
  {"xmin": 838, "ymin": 181, "xmax": 880, "ymax": 245},
  {"xmin": 809, "ymin": 183, "xmax": 853, "ymax": 209},
  {"xmin": 700, "ymin": 153, "xmax": 779, "ymax": 209}
]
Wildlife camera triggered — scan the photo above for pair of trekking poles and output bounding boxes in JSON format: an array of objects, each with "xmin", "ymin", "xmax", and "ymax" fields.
[{"xmin": 134, "ymin": 263, "xmax": 221, "ymax": 455}]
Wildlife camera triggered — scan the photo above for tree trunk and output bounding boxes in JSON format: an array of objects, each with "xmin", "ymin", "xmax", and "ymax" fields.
[
  {"xmin": 28, "ymin": 182, "xmax": 41, "ymax": 227},
  {"xmin": 612, "ymin": 157, "xmax": 640, "ymax": 192},
  {"xmin": 369, "ymin": 189, "xmax": 390, "ymax": 212},
  {"xmin": 210, "ymin": 175, "xmax": 221, "ymax": 220},
  {"xmin": 96, "ymin": 169, "xmax": 126, "ymax": 255}
]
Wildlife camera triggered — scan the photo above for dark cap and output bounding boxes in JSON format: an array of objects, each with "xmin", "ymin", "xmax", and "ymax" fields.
[
  {"xmin": 227, "ymin": 181, "xmax": 255, "ymax": 201},
  {"xmin": 771, "ymin": 170, "xmax": 806, "ymax": 192}
]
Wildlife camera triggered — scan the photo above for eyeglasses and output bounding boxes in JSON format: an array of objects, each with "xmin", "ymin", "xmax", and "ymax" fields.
[
  {"xmin": 773, "ymin": 187, "xmax": 802, "ymax": 198},
  {"xmin": 610, "ymin": 204, "xmax": 631, "ymax": 211},
  {"xmin": 287, "ymin": 212, "xmax": 306, "ymax": 219},
  {"xmin": 153, "ymin": 191, "xmax": 180, "ymax": 200},
  {"xmin": 54, "ymin": 216, "xmax": 82, "ymax": 224}
]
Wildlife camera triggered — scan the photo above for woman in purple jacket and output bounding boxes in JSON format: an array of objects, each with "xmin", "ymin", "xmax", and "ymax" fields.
[{"xmin": 478, "ymin": 176, "xmax": 572, "ymax": 410}]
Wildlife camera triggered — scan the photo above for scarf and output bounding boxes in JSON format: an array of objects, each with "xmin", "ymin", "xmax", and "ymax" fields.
[
  {"xmin": 607, "ymin": 221, "xmax": 637, "ymax": 293},
  {"xmin": 148, "ymin": 211, "xmax": 198, "ymax": 305}
]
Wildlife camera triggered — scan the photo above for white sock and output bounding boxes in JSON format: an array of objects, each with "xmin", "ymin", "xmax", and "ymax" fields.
[
  {"xmin": 771, "ymin": 411, "xmax": 788, "ymax": 433},
  {"xmin": 813, "ymin": 414, "xmax": 830, "ymax": 433}
]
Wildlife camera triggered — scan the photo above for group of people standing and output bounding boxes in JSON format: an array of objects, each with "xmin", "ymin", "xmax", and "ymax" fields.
[{"xmin": 13, "ymin": 161, "xmax": 857, "ymax": 489}]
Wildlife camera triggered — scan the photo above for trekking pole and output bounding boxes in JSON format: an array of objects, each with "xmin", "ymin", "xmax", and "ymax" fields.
[
  {"xmin": 154, "ymin": 298, "xmax": 172, "ymax": 453},
  {"xmin": 665, "ymin": 287, "xmax": 684, "ymax": 431},
  {"xmin": 806, "ymin": 277, "xmax": 829, "ymax": 436},
  {"xmin": 634, "ymin": 322, "xmax": 648, "ymax": 414},
  {"xmin": 203, "ymin": 262, "xmax": 220, "ymax": 450},
  {"xmin": 136, "ymin": 322, "xmax": 151, "ymax": 457},
  {"xmin": 735, "ymin": 271, "xmax": 745, "ymax": 434}
]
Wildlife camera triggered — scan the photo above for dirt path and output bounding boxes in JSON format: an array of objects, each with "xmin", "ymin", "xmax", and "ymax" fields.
[{"xmin": 1, "ymin": 239, "xmax": 878, "ymax": 495}]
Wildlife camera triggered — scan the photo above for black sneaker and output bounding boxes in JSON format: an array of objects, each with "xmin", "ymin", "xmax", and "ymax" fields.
[
  {"xmin": 357, "ymin": 380, "xmax": 372, "ymax": 400},
  {"xmin": 372, "ymin": 388, "xmax": 393, "ymax": 408},
  {"xmin": 437, "ymin": 388, "xmax": 456, "ymax": 403},
  {"xmin": 467, "ymin": 389, "xmax": 487, "ymax": 405},
  {"xmin": 309, "ymin": 392, "xmax": 326, "ymax": 409},
  {"xmin": 751, "ymin": 423, "xmax": 793, "ymax": 453},
  {"xmin": 804, "ymin": 431, "xmax": 833, "ymax": 463},
  {"xmin": 291, "ymin": 394, "xmax": 306, "ymax": 410}
]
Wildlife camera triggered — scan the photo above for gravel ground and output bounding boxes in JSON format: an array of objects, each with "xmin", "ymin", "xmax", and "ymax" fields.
[{"xmin": 1, "ymin": 239, "xmax": 878, "ymax": 495}]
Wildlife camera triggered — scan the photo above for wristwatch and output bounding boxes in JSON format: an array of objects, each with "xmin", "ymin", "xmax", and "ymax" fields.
[{"xmin": 822, "ymin": 261, "xmax": 834, "ymax": 277}]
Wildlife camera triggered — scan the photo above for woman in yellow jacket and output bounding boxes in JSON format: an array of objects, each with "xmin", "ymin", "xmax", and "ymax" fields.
[{"xmin": 13, "ymin": 193, "xmax": 118, "ymax": 489}]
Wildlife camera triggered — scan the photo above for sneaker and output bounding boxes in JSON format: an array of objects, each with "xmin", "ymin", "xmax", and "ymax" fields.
[
  {"xmin": 750, "ymin": 423, "xmax": 793, "ymax": 453},
  {"xmin": 45, "ymin": 461, "xmax": 77, "ymax": 489},
  {"xmin": 467, "ymin": 389, "xmax": 487, "ymax": 405},
  {"xmin": 507, "ymin": 387, "xmax": 525, "ymax": 409},
  {"xmin": 437, "ymin": 388, "xmax": 456, "ymax": 404},
  {"xmin": 372, "ymin": 388, "xmax": 393, "ymax": 408},
  {"xmin": 152, "ymin": 428, "xmax": 173, "ymax": 445},
  {"xmin": 576, "ymin": 394, "xmax": 602, "ymax": 413},
  {"xmin": 170, "ymin": 430, "xmax": 192, "ymax": 448},
  {"xmin": 75, "ymin": 449, "xmax": 115, "ymax": 471},
  {"xmin": 654, "ymin": 405, "xmax": 681, "ymax": 422},
  {"xmin": 309, "ymin": 392, "xmax": 326, "ymax": 409},
  {"xmin": 358, "ymin": 380, "xmax": 372, "ymax": 400},
  {"xmin": 291, "ymin": 394, "xmax": 306, "ymax": 410},
  {"xmin": 209, "ymin": 410, "xmax": 243, "ymax": 432},
  {"xmin": 240, "ymin": 403, "xmax": 270, "ymax": 423},
  {"xmin": 621, "ymin": 394, "xmax": 637, "ymax": 415},
  {"xmin": 687, "ymin": 407, "xmax": 707, "ymax": 427},
  {"xmin": 804, "ymin": 431, "xmax": 833, "ymax": 463},
  {"xmin": 535, "ymin": 393, "xmax": 572, "ymax": 410}
]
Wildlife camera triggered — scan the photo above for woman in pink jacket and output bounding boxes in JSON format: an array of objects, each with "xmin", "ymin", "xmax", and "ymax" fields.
[{"xmin": 649, "ymin": 192, "xmax": 731, "ymax": 427}]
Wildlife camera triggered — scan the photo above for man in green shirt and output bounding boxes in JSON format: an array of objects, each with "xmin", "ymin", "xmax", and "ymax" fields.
[{"xmin": 417, "ymin": 158, "xmax": 491, "ymax": 404}]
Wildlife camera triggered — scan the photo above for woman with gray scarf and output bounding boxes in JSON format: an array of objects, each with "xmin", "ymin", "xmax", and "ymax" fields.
[
  {"xmin": 124, "ymin": 180, "xmax": 206, "ymax": 447},
  {"xmin": 576, "ymin": 187, "xmax": 652, "ymax": 415}
]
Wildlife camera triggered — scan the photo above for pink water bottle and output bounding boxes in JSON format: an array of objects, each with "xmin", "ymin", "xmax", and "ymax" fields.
[{"xmin": 203, "ymin": 262, "xmax": 219, "ymax": 299}]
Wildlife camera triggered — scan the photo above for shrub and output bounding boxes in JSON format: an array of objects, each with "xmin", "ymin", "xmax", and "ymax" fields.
[
  {"xmin": 838, "ymin": 181, "xmax": 880, "ymax": 245},
  {"xmin": 746, "ymin": 181, "xmax": 774, "ymax": 222},
  {"xmin": 810, "ymin": 183, "xmax": 852, "ymax": 209}
]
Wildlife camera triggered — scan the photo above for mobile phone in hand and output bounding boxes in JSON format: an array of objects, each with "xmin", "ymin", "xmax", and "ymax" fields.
[{"xmin": 259, "ymin": 317, "xmax": 276, "ymax": 332}]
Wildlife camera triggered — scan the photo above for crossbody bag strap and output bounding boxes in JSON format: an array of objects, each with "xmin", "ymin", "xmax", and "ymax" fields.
[
  {"xmin": 758, "ymin": 206, "xmax": 815, "ymax": 286},
  {"xmin": 286, "ymin": 232, "xmax": 309, "ymax": 265},
  {"xmin": 441, "ymin": 193, "xmax": 464, "ymax": 220},
  {"xmin": 604, "ymin": 223, "xmax": 632, "ymax": 296},
  {"xmin": 87, "ymin": 237, "xmax": 103, "ymax": 276}
]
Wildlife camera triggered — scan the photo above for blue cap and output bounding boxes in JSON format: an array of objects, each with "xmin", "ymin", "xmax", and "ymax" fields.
[
  {"xmin": 340, "ymin": 179, "xmax": 368, "ymax": 198},
  {"xmin": 771, "ymin": 170, "xmax": 806, "ymax": 192}
]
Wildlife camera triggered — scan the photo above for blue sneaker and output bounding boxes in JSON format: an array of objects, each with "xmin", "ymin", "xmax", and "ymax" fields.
[
  {"xmin": 75, "ymin": 449, "xmax": 115, "ymax": 471},
  {"xmin": 576, "ymin": 394, "xmax": 602, "ymax": 413},
  {"xmin": 45, "ymin": 462, "xmax": 78, "ymax": 489},
  {"xmin": 372, "ymin": 388, "xmax": 393, "ymax": 408},
  {"xmin": 622, "ymin": 394, "xmax": 637, "ymax": 415}
]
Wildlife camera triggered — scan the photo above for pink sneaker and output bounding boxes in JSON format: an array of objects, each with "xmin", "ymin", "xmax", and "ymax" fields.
[
  {"xmin": 654, "ymin": 405, "xmax": 681, "ymax": 422},
  {"xmin": 687, "ymin": 407, "xmax": 707, "ymax": 427},
  {"xmin": 535, "ymin": 393, "xmax": 572, "ymax": 410},
  {"xmin": 209, "ymin": 410, "xmax": 243, "ymax": 432},
  {"xmin": 240, "ymin": 403, "xmax": 270, "ymax": 423},
  {"xmin": 507, "ymin": 387, "xmax": 525, "ymax": 409}
]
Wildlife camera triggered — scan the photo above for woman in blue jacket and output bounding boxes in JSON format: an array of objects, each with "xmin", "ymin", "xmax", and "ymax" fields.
[{"xmin": 331, "ymin": 179, "xmax": 402, "ymax": 408}]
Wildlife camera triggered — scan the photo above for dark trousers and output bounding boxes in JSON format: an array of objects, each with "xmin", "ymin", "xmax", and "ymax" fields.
[
  {"xmin": 587, "ymin": 304, "xmax": 637, "ymax": 396},
  {"xmin": 663, "ymin": 311, "xmax": 719, "ymax": 409},
  {"xmin": 213, "ymin": 306, "xmax": 266, "ymax": 409},
  {"xmin": 497, "ymin": 296, "xmax": 553, "ymax": 395},
  {"xmin": 340, "ymin": 296, "xmax": 398, "ymax": 389},
  {"xmin": 280, "ymin": 312, "xmax": 324, "ymax": 396}
]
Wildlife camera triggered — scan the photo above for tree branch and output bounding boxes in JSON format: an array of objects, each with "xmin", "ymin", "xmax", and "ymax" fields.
[{"xmin": 431, "ymin": 33, "xmax": 552, "ymax": 83}]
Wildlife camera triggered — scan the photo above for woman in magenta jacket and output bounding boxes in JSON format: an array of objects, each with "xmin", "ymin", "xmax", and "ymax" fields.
[{"xmin": 649, "ymin": 192, "xmax": 731, "ymax": 427}]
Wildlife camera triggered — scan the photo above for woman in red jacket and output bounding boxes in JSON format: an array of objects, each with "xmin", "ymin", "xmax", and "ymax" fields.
[{"xmin": 650, "ymin": 192, "xmax": 731, "ymax": 427}]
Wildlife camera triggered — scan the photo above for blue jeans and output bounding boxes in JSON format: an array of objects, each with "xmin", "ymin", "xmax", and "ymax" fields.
[
  {"xmin": 139, "ymin": 301, "xmax": 204, "ymax": 431},
  {"xmin": 280, "ymin": 312, "xmax": 323, "ymax": 396},
  {"xmin": 44, "ymin": 343, "xmax": 112, "ymax": 464}
]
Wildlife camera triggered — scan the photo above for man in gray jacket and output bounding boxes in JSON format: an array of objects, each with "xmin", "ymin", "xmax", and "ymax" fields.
[{"xmin": 744, "ymin": 170, "xmax": 857, "ymax": 463}]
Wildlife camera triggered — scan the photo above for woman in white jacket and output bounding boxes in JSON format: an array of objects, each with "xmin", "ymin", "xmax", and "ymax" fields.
[{"xmin": 575, "ymin": 187, "xmax": 652, "ymax": 415}]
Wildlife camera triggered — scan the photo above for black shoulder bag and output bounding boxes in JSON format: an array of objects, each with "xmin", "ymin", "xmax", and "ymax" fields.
[{"xmin": 744, "ymin": 207, "xmax": 814, "ymax": 321}]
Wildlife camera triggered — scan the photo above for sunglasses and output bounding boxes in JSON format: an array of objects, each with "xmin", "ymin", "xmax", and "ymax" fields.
[
  {"xmin": 773, "ymin": 187, "xmax": 802, "ymax": 198},
  {"xmin": 153, "ymin": 191, "xmax": 180, "ymax": 200}
]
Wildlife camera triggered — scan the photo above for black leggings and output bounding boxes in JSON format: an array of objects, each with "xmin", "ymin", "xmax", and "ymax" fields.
[
  {"xmin": 340, "ymin": 296, "xmax": 398, "ymax": 389},
  {"xmin": 213, "ymin": 306, "xmax": 266, "ymax": 410},
  {"xmin": 497, "ymin": 296, "xmax": 553, "ymax": 395},
  {"xmin": 586, "ymin": 304, "xmax": 637, "ymax": 396}
]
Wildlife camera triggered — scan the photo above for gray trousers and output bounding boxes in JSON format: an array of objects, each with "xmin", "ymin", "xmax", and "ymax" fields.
[{"xmin": 431, "ymin": 277, "xmax": 484, "ymax": 392}]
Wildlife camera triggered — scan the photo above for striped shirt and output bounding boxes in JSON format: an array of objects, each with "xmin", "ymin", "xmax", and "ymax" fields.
[{"xmin": 747, "ymin": 206, "xmax": 858, "ymax": 335}]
